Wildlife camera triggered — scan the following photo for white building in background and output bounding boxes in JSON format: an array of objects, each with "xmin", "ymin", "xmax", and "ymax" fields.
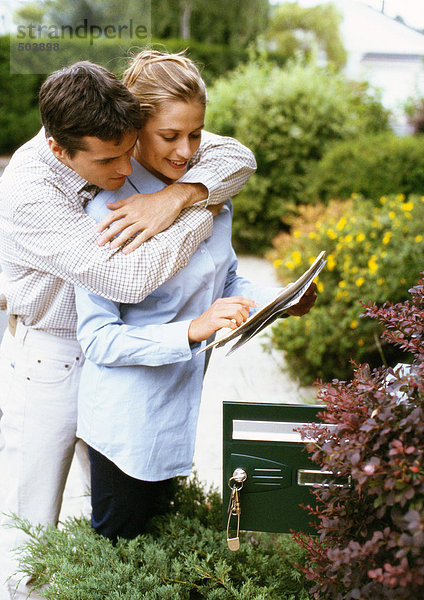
[{"xmin": 296, "ymin": 0, "xmax": 424, "ymax": 134}]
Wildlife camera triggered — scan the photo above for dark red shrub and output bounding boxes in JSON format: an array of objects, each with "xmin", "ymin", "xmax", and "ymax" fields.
[{"xmin": 294, "ymin": 278, "xmax": 424, "ymax": 599}]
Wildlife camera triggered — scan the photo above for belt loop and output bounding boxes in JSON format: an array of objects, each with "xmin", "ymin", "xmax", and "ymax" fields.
[{"xmin": 12, "ymin": 317, "xmax": 29, "ymax": 344}]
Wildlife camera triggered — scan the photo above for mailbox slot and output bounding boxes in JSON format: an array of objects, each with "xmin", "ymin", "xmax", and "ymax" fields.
[{"xmin": 297, "ymin": 469, "xmax": 352, "ymax": 488}]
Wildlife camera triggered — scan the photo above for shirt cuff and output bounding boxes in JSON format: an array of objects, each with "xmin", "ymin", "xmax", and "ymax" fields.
[
  {"xmin": 159, "ymin": 319, "xmax": 193, "ymax": 363},
  {"xmin": 178, "ymin": 167, "xmax": 222, "ymax": 207}
]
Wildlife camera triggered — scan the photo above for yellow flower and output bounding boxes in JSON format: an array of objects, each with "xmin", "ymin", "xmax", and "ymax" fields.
[
  {"xmin": 350, "ymin": 320, "xmax": 358, "ymax": 329},
  {"xmin": 308, "ymin": 231, "xmax": 317, "ymax": 239},
  {"xmin": 389, "ymin": 211, "xmax": 395, "ymax": 219},
  {"xmin": 338, "ymin": 280, "xmax": 346, "ymax": 288},
  {"xmin": 358, "ymin": 338, "xmax": 364, "ymax": 347},
  {"xmin": 327, "ymin": 254, "xmax": 336, "ymax": 271},
  {"xmin": 345, "ymin": 234, "xmax": 353, "ymax": 243},
  {"xmin": 379, "ymin": 196, "xmax": 387, "ymax": 204},
  {"xmin": 401, "ymin": 201, "xmax": 413, "ymax": 212},
  {"xmin": 285, "ymin": 261, "xmax": 295, "ymax": 270},
  {"xmin": 293, "ymin": 230, "xmax": 301, "ymax": 238},
  {"xmin": 377, "ymin": 278, "xmax": 385, "ymax": 285},
  {"xmin": 397, "ymin": 193, "xmax": 405, "ymax": 202},
  {"xmin": 273, "ymin": 259, "xmax": 282, "ymax": 268},
  {"xmin": 351, "ymin": 266, "xmax": 358, "ymax": 274},
  {"xmin": 368, "ymin": 255, "xmax": 378, "ymax": 274},
  {"xmin": 317, "ymin": 281, "xmax": 324, "ymax": 293},
  {"xmin": 355, "ymin": 277, "xmax": 365, "ymax": 287},
  {"xmin": 356, "ymin": 233, "xmax": 366, "ymax": 243},
  {"xmin": 327, "ymin": 228, "xmax": 337, "ymax": 240},
  {"xmin": 336, "ymin": 217, "xmax": 347, "ymax": 231},
  {"xmin": 415, "ymin": 235, "xmax": 423, "ymax": 243},
  {"xmin": 308, "ymin": 256, "xmax": 315, "ymax": 264},
  {"xmin": 382, "ymin": 232, "xmax": 392, "ymax": 245},
  {"xmin": 292, "ymin": 250, "xmax": 302, "ymax": 266}
]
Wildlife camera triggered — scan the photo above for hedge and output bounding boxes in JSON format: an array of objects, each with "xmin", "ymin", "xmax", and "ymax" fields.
[
  {"xmin": 0, "ymin": 34, "xmax": 248, "ymax": 154},
  {"xmin": 307, "ymin": 132, "xmax": 424, "ymax": 203}
]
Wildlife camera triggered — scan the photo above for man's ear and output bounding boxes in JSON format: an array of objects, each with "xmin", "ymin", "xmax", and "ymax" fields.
[{"xmin": 48, "ymin": 137, "xmax": 68, "ymax": 162}]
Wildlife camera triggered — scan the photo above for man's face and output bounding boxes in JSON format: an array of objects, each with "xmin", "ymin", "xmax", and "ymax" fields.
[{"xmin": 49, "ymin": 131, "xmax": 138, "ymax": 190}]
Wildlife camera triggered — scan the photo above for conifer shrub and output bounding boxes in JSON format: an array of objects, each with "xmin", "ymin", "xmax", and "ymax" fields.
[
  {"xmin": 268, "ymin": 193, "xmax": 424, "ymax": 384},
  {"xmin": 293, "ymin": 277, "xmax": 424, "ymax": 599},
  {"xmin": 15, "ymin": 474, "xmax": 312, "ymax": 599}
]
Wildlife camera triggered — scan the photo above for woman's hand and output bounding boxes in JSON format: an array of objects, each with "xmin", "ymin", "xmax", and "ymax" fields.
[
  {"xmin": 287, "ymin": 282, "xmax": 317, "ymax": 316},
  {"xmin": 188, "ymin": 296, "xmax": 258, "ymax": 343}
]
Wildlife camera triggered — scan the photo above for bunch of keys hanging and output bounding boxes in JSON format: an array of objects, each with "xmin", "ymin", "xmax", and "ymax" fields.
[{"xmin": 226, "ymin": 468, "xmax": 247, "ymax": 552}]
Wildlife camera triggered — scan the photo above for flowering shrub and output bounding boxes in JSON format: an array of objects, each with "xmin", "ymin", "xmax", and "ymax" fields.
[
  {"xmin": 293, "ymin": 278, "xmax": 424, "ymax": 599},
  {"xmin": 269, "ymin": 194, "xmax": 424, "ymax": 384}
]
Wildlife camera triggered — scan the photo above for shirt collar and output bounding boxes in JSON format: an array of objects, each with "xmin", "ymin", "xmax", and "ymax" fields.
[{"xmin": 37, "ymin": 128, "xmax": 97, "ymax": 196}]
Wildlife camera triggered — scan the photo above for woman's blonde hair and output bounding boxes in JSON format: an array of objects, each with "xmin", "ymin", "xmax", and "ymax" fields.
[{"xmin": 123, "ymin": 49, "xmax": 207, "ymax": 124}]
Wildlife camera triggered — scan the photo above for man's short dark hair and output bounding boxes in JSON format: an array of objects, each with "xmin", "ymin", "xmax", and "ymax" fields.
[{"xmin": 39, "ymin": 61, "xmax": 143, "ymax": 157}]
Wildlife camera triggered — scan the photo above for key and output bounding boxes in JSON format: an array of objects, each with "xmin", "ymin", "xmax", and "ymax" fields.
[{"xmin": 226, "ymin": 468, "xmax": 246, "ymax": 552}]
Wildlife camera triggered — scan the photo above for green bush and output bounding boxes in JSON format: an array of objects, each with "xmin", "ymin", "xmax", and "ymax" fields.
[
  {"xmin": 205, "ymin": 60, "xmax": 390, "ymax": 253},
  {"xmin": 15, "ymin": 475, "xmax": 311, "ymax": 599},
  {"xmin": 268, "ymin": 194, "xmax": 424, "ymax": 384},
  {"xmin": 308, "ymin": 133, "xmax": 424, "ymax": 203}
]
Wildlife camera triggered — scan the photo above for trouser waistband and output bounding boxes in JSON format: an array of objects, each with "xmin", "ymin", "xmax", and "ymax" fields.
[{"xmin": 7, "ymin": 316, "xmax": 83, "ymax": 361}]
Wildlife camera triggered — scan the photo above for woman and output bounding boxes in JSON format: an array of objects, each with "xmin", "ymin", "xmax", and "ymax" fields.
[{"xmin": 75, "ymin": 50, "xmax": 316, "ymax": 542}]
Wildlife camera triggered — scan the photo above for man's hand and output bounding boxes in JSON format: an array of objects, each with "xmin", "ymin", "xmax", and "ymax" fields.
[
  {"xmin": 188, "ymin": 296, "xmax": 258, "ymax": 343},
  {"xmin": 287, "ymin": 282, "xmax": 317, "ymax": 317},
  {"xmin": 95, "ymin": 182, "xmax": 208, "ymax": 254}
]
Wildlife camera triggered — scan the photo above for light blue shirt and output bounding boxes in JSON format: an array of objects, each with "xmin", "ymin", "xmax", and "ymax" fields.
[{"xmin": 75, "ymin": 159, "xmax": 278, "ymax": 481}]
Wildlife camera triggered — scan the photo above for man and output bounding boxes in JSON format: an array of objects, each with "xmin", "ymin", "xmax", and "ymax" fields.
[{"xmin": 0, "ymin": 61, "xmax": 257, "ymax": 600}]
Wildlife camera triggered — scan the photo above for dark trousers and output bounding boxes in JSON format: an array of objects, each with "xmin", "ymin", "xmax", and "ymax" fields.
[{"xmin": 87, "ymin": 445, "xmax": 174, "ymax": 542}]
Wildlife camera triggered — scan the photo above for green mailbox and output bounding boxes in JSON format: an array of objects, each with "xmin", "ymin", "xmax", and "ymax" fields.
[{"xmin": 223, "ymin": 401, "xmax": 330, "ymax": 536}]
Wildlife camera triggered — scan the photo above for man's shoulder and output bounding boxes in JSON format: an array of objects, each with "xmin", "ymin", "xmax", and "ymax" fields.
[
  {"xmin": 1, "ymin": 130, "xmax": 66, "ymax": 205},
  {"xmin": 3, "ymin": 130, "xmax": 52, "ymax": 182}
]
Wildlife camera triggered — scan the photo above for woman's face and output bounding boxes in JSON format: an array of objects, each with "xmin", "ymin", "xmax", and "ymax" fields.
[{"xmin": 134, "ymin": 100, "xmax": 205, "ymax": 184}]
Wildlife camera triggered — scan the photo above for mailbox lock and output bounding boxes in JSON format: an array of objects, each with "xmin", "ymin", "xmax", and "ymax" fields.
[{"xmin": 229, "ymin": 468, "xmax": 247, "ymax": 487}]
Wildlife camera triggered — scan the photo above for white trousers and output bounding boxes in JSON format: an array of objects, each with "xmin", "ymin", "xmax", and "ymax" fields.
[{"xmin": 0, "ymin": 322, "xmax": 89, "ymax": 600}]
